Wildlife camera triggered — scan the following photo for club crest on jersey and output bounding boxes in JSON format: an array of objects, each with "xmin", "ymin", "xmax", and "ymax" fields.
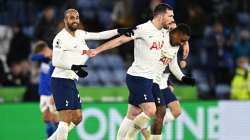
[
  {"xmin": 55, "ymin": 39, "xmax": 62, "ymax": 49},
  {"xmin": 150, "ymin": 41, "xmax": 164, "ymax": 50}
]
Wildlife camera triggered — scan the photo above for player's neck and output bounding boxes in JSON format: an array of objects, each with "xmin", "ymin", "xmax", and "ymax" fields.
[
  {"xmin": 152, "ymin": 18, "xmax": 163, "ymax": 30},
  {"xmin": 65, "ymin": 27, "xmax": 76, "ymax": 37}
]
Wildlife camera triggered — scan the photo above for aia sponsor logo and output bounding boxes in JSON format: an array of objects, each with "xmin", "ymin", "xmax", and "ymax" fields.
[
  {"xmin": 159, "ymin": 56, "xmax": 172, "ymax": 65},
  {"xmin": 150, "ymin": 41, "xmax": 164, "ymax": 50}
]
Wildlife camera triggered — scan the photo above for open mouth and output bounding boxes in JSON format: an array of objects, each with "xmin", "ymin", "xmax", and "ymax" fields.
[{"xmin": 73, "ymin": 23, "xmax": 78, "ymax": 26}]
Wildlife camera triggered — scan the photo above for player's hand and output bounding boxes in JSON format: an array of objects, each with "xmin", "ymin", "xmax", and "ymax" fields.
[
  {"xmin": 181, "ymin": 76, "xmax": 195, "ymax": 86},
  {"xmin": 71, "ymin": 65, "xmax": 88, "ymax": 78},
  {"xmin": 86, "ymin": 49, "xmax": 98, "ymax": 57},
  {"xmin": 179, "ymin": 60, "xmax": 187, "ymax": 68},
  {"xmin": 169, "ymin": 21, "xmax": 177, "ymax": 30},
  {"xmin": 117, "ymin": 27, "xmax": 136, "ymax": 37},
  {"xmin": 81, "ymin": 50, "xmax": 87, "ymax": 55},
  {"xmin": 86, "ymin": 49, "xmax": 97, "ymax": 57},
  {"xmin": 161, "ymin": 49, "xmax": 175, "ymax": 59}
]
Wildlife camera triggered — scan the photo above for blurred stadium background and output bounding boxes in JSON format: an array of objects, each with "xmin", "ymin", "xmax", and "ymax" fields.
[{"xmin": 0, "ymin": 0, "xmax": 250, "ymax": 140}]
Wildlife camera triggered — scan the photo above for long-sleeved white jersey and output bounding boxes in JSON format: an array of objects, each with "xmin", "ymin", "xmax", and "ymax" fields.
[
  {"xmin": 127, "ymin": 21, "xmax": 166, "ymax": 79},
  {"xmin": 52, "ymin": 28, "xmax": 118, "ymax": 80},
  {"xmin": 153, "ymin": 29, "xmax": 185, "ymax": 89},
  {"xmin": 159, "ymin": 73, "xmax": 170, "ymax": 89}
]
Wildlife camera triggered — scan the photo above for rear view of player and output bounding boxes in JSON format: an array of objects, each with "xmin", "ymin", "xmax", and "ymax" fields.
[{"xmin": 31, "ymin": 41, "xmax": 59, "ymax": 138}]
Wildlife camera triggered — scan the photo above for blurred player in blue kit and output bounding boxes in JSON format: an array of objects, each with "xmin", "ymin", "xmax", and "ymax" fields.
[{"xmin": 31, "ymin": 40, "xmax": 59, "ymax": 138}]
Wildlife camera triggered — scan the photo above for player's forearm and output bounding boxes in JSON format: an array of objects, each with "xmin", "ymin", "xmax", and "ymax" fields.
[
  {"xmin": 170, "ymin": 66, "xmax": 184, "ymax": 81},
  {"xmin": 182, "ymin": 41, "xmax": 189, "ymax": 59},
  {"xmin": 169, "ymin": 56, "xmax": 184, "ymax": 80},
  {"xmin": 85, "ymin": 29, "xmax": 118, "ymax": 40},
  {"xmin": 96, "ymin": 35, "xmax": 131, "ymax": 54}
]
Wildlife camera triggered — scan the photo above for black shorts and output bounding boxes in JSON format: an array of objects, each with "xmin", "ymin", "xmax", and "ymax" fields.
[
  {"xmin": 126, "ymin": 74, "xmax": 155, "ymax": 106},
  {"xmin": 51, "ymin": 78, "xmax": 82, "ymax": 111},
  {"xmin": 161, "ymin": 87, "xmax": 178, "ymax": 105},
  {"xmin": 152, "ymin": 83, "xmax": 166, "ymax": 106}
]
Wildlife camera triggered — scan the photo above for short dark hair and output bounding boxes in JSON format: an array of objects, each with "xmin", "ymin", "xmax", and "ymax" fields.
[
  {"xmin": 34, "ymin": 40, "xmax": 48, "ymax": 53},
  {"xmin": 153, "ymin": 3, "xmax": 173, "ymax": 17},
  {"xmin": 171, "ymin": 23, "xmax": 191, "ymax": 36}
]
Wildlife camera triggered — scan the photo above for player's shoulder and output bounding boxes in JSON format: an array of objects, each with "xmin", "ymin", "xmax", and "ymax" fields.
[
  {"xmin": 133, "ymin": 21, "xmax": 154, "ymax": 36},
  {"xmin": 136, "ymin": 21, "xmax": 158, "ymax": 34},
  {"xmin": 76, "ymin": 29, "xmax": 88, "ymax": 36},
  {"xmin": 136, "ymin": 21, "xmax": 151, "ymax": 30},
  {"xmin": 53, "ymin": 29, "xmax": 66, "ymax": 47},
  {"xmin": 76, "ymin": 29, "xmax": 85, "ymax": 34},
  {"xmin": 54, "ymin": 29, "xmax": 67, "ymax": 40}
]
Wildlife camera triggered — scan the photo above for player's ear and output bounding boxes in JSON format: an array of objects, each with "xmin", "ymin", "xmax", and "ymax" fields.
[
  {"xmin": 64, "ymin": 16, "xmax": 67, "ymax": 23},
  {"xmin": 160, "ymin": 15, "xmax": 163, "ymax": 21}
]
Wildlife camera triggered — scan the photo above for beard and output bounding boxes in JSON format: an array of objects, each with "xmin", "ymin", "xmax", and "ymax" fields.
[
  {"xmin": 67, "ymin": 22, "xmax": 79, "ymax": 31},
  {"xmin": 163, "ymin": 21, "xmax": 175, "ymax": 30}
]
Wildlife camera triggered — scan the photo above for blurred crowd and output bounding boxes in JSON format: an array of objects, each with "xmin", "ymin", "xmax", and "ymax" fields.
[{"xmin": 0, "ymin": 0, "xmax": 249, "ymax": 100}]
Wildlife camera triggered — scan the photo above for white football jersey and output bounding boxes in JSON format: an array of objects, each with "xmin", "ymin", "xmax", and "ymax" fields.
[
  {"xmin": 52, "ymin": 28, "xmax": 118, "ymax": 80},
  {"xmin": 153, "ymin": 29, "xmax": 184, "ymax": 89},
  {"xmin": 158, "ymin": 73, "xmax": 170, "ymax": 89},
  {"xmin": 52, "ymin": 29, "xmax": 89, "ymax": 80},
  {"xmin": 127, "ymin": 21, "xmax": 166, "ymax": 79}
]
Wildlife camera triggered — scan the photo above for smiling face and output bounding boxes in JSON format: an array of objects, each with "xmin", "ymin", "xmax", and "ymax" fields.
[{"xmin": 64, "ymin": 9, "xmax": 80, "ymax": 32}]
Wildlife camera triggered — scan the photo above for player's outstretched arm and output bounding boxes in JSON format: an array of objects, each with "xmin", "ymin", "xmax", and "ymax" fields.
[
  {"xmin": 83, "ymin": 29, "xmax": 118, "ymax": 40},
  {"xmin": 83, "ymin": 28, "xmax": 135, "ymax": 40},
  {"xmin": 86, "ymin": 35, "xmax": 133, "ymax": 57}
]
